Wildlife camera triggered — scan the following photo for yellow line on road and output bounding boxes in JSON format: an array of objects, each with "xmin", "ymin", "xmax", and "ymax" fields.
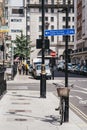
[{"xmin": 70, "ymin": 103, "xmax": 87, "ymax": 121}]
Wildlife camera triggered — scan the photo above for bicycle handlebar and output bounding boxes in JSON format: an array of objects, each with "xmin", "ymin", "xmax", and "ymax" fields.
[{"xmin": 52, "ymin": 82, "xmax": 74, "ymax": 88}]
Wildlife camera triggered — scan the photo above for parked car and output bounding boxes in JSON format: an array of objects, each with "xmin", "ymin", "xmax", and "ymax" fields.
[
  {"xmin": 29, "ymin": 64, "xmax": 33, "ymax": 74},
  {"xmin": 57, "ymin": 62, "xmax": 65, "ymax": 71},
  {"xmin": 68, "ymin": 63, "xmax": 73, "ymax": 72},
  {"xmin": 70, "ymin": 65, "xmax": 77, "ymax": 73},
  {"xmin": 80, "ymin": 65, "xmax": 87, "ymax": 75},
  {"xmin": 74, "ymin": 64, "xmax": 81, "ymax": 74},
  {"xmin": 45, "ymin": 64, "xmax": 52, "ymax": 79},
  {"xmin": 33, "ymin": 64, "xmax": 51, "ymax": 79}
]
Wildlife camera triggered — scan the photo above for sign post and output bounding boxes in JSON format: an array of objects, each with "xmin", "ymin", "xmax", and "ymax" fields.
[{"xmin": 45, "ymin": 27, "xmax": 75, "ymax": 123}]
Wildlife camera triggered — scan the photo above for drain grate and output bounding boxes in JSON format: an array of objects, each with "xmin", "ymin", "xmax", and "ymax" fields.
[
  {"xmin": 15, "ymin": 118, "xmax": 27, "ymax": 121},
  {"xmin": 12, "ymin": 102, "xmax": 30, "ymax": 105},
  {"xmin": 8, "ymin": 111, "xmax": 16, "ymax": 114},
  {"xmin": 14, "ymin": 95, "xmax": 24, "ymax": 97},
  {"xmin": 9, "ymin": 109, "xmax": 32, "ymax": 113},
  {"xmin": 12, "ymin": 92, "xmax": 17, "ymax": 94},
  {"xmin": 10, "ymin": 98, "xmax": 30, "ymax": 100}
]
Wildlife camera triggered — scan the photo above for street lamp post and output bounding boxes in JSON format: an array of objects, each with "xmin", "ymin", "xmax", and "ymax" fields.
[
  {"xmin": 57, "ymin": 0, "xmax": 73, "ymax": 122},
  {"xmin": 64, "ymin": 2, "xmax": 69, "ymax": 122},
  {"xmin": 40, "ymin": 0, "xmax": 46, "ymax": 98}
]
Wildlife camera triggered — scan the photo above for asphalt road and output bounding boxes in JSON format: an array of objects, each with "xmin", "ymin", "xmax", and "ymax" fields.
[{"xmin": 54, "ymin": 70, "xmax": 87, "ymax": 123}]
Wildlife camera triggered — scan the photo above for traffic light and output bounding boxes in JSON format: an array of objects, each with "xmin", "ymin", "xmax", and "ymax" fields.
[{"xmin": 36, "ymin": 39, "xmax": 50, "ymax": 49}]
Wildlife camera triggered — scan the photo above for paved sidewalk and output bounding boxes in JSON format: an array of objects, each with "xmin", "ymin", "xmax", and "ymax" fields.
[{"xmin": 0, "ymin": 73, "xmax": 86, "ymax": 130}]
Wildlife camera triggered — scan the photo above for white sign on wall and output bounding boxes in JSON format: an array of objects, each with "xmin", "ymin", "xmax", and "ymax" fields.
[{"xmin": 9, "ymin": 0, "xmax": 23, "ymax": 6}]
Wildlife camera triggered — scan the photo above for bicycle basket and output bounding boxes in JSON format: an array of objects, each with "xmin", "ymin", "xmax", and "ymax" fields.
[{"xmin": 57, "ymin": 88, "xmax": 70, "ymax": 97}]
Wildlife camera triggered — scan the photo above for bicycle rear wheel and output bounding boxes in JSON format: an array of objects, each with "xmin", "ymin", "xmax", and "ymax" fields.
[{"xmin": 60, "ymin": 98, "xmax": 65, "ymax": 125}]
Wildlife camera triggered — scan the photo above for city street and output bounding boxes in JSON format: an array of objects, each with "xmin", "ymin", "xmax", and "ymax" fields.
[{"xmin": 7, "ymin": 70, "xmax": 87, "ymax": 123}]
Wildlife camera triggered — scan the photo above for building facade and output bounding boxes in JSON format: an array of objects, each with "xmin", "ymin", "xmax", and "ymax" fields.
[
  {"xmin": 5, "ymin": 0, "xmax": 74, "ymax": 63},
  {"xmin": 71, "ymin": 0, "xmax": 87, "ymax": 65}
]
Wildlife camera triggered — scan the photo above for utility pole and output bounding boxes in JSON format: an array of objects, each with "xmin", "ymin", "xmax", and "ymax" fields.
[
  {"xmin": 40, "ymin": 0, "xmax": 46, "ymax": 98},
  {"xmin": 64, "ymin": 2, "xmax": 69, "ymax": 122},
  {"xmin": 57, "ymin": 0, "xmax": 74, "ymax": 122}
]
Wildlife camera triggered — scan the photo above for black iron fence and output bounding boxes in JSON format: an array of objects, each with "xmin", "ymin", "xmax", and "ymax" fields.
[
  {"xmin": 0, "ymin": 68, "xmax": 7, "ymax": 97},
  {"xmin": 71, "ymin": 47, "xmax": 87, "ymax": 54}
]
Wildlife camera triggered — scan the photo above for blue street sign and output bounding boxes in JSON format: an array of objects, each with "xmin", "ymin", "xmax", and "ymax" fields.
[{"xmin": 44, "ymin": 29, "xmax": 75, "ymax": 36}]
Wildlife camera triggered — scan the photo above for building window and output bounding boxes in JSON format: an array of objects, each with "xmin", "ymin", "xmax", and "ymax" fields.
[
  {"xmin": 51, "ymin": 36, "xmax": 54, "ymax": 42},
  {"xmin": 63, "ymin": 25, "xmax": 65, "ymax": 29},
  {"xmin": 51, "ymin": 8, "xmax": 54, "ymax": 13},
  {"xmin": 45, "ymin": 8, "xmax": 48, "ymax": 13},
  {"xmin": 72, "ymin": 36, "xmax": 74, "ymax": 42},
  {"xmin": 51, "ymin": 0, "xmax": 54, "ymax": 4},
  {"xmin": 51, "ymin": 17, "xmax": 54, "ymax": 22},
  {"xmin": 71, "ymin": 8, "xmax": 74, "ymax": 13},
  {"xmin": 27, "ymin": 16, "xmax": 30, "ymax": 21},
  {"xmin": 39, "ymin": 25, "xmax": 42, "ymax": 32},
  {"xmin": 39, "ymin": 35, "xmax": 42, "ymax": 39},
  {"xmin": 39, "ymin": 0, "xmax": 41, "ymax": 4},
  {"xmin": 72, "ymin": 17, "xmax": 74, "ymax": 22},
  {"xmin": 12, "ymin": 9, "xmax": 24, "ymax": 14},
  {"xmin": 51, "ymin": 25, "xmax": 54, "ymax": 30},
  {"xmin": 68, "ymin": 17, "xmax": 70, "ymax": 21},
  {"xmin": 45, "ymin": 17, "xmax": 48, "ymax": 21},
  {"xmin": 27, "ymin": 35, "xmax": 30, "ymax": 40},
  {"xmin": 63, "ymin": 17, "xmax": 66, "ymax": 21},
  {"xmin": 27, "ymin": 25, "xmax": 30, "ymax": 31},
  {"xmin": 39, "ymin": 8, "xmax": 41, "ymax": 13},
  {"xmin": 11, "ymin": 19, "xmax": 22, "ymax": 22},
  {"xmin": 68, "ymin": 36, "xmax": 70, "ymax": 42},
  {"xmin": 63, "ymin": 36, "xmax": 65, "ymax": 42},
  {"xmin": 72, "ymin": 25, "xmax": 74, "ymax": 28},
  {"xmin": 39, "ymin": 17, "xmax": 42, "ymax": 22},
  {"xmin": 45, "ymin": 0, "xmax": 48, "ymax": 4},
  {"xmin": 27, "ymin": 0, "xmax": 30, "ymax": 3}
]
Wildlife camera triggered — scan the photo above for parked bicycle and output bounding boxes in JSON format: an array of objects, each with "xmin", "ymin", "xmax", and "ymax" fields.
[{"xmin": 53, "ymin": 83, "xmax": 73, "ymax": 125}]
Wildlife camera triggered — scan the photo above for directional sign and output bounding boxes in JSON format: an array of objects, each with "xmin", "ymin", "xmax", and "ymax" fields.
[{"xmin": 45, "ymin": 29, "xmax": 75, "ymax": 36}]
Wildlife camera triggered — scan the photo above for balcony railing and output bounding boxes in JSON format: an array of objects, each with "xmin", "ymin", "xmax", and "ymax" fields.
[{"xmin": 71, "ymin": 47, "xmax": 87, "ymax": 54}]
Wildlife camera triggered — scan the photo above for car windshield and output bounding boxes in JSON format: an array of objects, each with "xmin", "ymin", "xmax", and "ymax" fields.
[
  {"xmin": 36, "ymin": 65, "xmax": 41, "ymax": 70},
  {"xmin": 46, "ymin": 65, "xmax": 50, "ymax": 70},
  {"xmin": 36, "ymin": 64, "xmax": 50, "ymax": 70}
]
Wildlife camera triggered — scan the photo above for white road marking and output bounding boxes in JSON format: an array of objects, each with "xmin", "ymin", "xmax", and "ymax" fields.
[
  {"xmin": 79, "ymin": 100, "xmax": 87, "ymax": 105},
  {"xmin": 75, "ymin": 85, "xmax": 87, "ymax": 91},
  {"xmin": 72, "ymin": 89, "xmax": 87, "ymax": 94},
  {"xmin": 75, "ymin": 96, "xmax": 82, "ymax": 100}
]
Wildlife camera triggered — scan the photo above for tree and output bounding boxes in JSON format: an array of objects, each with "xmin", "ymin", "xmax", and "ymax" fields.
[{"xmin": 13, "ymin": 32, "xmax": 31, "ymax": 60}]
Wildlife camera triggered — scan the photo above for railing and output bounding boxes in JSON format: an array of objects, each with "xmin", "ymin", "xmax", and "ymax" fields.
[
  {"xmin": 0, "ymin": 69, "xmax": 7, "ymax": 97},
  {"xmin": 71, "ymin": 47, "xmax": 87, "ymax": 54}
]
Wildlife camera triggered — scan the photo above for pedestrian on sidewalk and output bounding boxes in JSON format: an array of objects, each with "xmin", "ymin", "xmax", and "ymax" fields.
[
  {"xmin": 18, "ymin": 62, "xmax": 22, "ymax": 75},
  {"xmin": 25, "ymin": 63, "xmax": 29, "ymax": 75},
  {"xmin": 22, "ymin": 63, "xmax": 26, "ymax": 75}
]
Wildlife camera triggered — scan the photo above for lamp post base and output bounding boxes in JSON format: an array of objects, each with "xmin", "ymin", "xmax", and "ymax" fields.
[{"xmin": 40, "ymin": 73, "xmax": 46, "ymax": 98}]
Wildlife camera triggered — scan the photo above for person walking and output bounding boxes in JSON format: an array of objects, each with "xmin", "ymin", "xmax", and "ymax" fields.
[
  {"xmin": 22, "ymin": 63, "xmax": 26, "ymax": 75},
  {"xmin": 18, "ymin": 62, "xmax": 22, "ymax": 75},
  {"xmin": 25, "ymin": 63, "xmax": 29, "ymax": 75}
]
